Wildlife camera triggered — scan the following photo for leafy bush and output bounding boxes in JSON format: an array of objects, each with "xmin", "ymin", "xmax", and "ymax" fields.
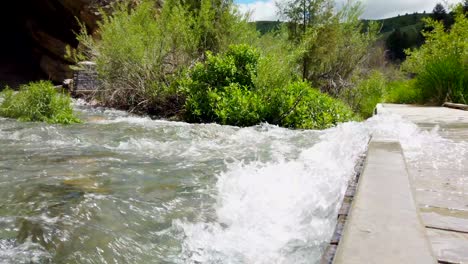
[
  {"xmin": 270, "ymin": 82, "xmax": 358, "ymax": 129},
  {"xmin": 403, "ymin": 7, "xmax": 468, "ymax": 104},
  {"xmin": 385, "ymin": 79, "xmax": 422, "ymax": 104},
  {"xmin": 184, "ymin": 44, "xmax": 260, "ymax": 123},
  {"xmin": 340, "ymin": 71, "xmax": 386, "ymax": 118},
  {"xmin": 0, "ymin": 81, "xmax": 80, "ymax": 124},
  {"xmin": 184, "ymin": 45, "xmax": 356, "ymax": 129}
]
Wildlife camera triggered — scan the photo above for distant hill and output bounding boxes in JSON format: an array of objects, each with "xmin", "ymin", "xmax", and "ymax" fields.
[
  {"xmin": 253, "ymin": 12, "xmax": 431, "ymax": 36},
  {"xmin": 254, "ymin": 20, "xmax": 282, "ymax": 34},
  {"xmin": 253, "ymin": 13, "xmax": 431, "ymax": 61},
  {"xmin": 363, "ymin": 13, "xmax": 430, "ymax": 34},
  {"xmin": 366, "ymin": 13, "xmax": 430, "ymax": 60}
]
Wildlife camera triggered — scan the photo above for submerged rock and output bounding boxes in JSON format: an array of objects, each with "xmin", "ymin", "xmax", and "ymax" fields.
[{"xmin": 62, "ymin": 178, "xmax": 110, "ymax": 194}]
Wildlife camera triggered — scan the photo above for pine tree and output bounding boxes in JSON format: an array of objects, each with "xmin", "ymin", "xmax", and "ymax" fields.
[{"xmin": 432, "ymin": 3, "xmax": 447, "ymax": 22}]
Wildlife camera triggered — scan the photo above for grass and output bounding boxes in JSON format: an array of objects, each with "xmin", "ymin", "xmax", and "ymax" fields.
[
  {"xmin": 385, "ymin": 79, "xmax": 422, "ymax": 104},
  {"xmin": 416, "ymin": 55, "xmax": 467, "ymax": 104}
]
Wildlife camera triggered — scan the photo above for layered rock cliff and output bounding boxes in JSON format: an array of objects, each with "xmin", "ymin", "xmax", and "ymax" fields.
[{"xmin": 0, "ymin": 0, "xmax": 113, "ymax": 86}]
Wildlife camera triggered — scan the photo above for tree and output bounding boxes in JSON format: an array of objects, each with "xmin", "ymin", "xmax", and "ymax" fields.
[
  {"xmin": 464, "ymin": 0, "xmax": 468, "ymax": 14},
  {"xmin": 278, "ymin": 0, "xmax": 334, "ymax": 80},
  {"xmin": 386, "ymin": 28, "xmax": 410, "ymax": 61},
  {"xmin": 278, "ymin": 0, "xmax": 378, "ymax": 93},
  {"xmin": 432, "ymin": 3, "xmax": 447, "ymax": 21}
]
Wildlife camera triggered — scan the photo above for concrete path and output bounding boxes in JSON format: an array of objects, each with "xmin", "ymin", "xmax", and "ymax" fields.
[
  {"xmin": 334, "ymin": 104, "xmax": 468, "ymax": 264},
  {"xmin": 333, "ymin": 141, "xmax": 436, "ymax": 264},
  {"xmin": 380, "ymin": 104, "xmax": 468, "ymax": 264}
]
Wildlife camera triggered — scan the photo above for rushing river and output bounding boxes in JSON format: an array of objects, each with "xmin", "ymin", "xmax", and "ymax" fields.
[{"xmin": 0, "ymin": 100, "xmax": 466, "ymax": 264}]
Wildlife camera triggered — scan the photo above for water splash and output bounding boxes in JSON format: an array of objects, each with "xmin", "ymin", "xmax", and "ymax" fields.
[
  {"xmin": 0, "ymin": 101, "xmax": 466, "ymax": 263},
  {"xmin": 176, "ymin": 122, "xmax": 370, "ymax": 264}
]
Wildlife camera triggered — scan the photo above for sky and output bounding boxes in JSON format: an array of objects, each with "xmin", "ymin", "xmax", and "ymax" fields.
[{"xmin": 236, "ymin": 0, "xmax": 463, "ymax": 21}]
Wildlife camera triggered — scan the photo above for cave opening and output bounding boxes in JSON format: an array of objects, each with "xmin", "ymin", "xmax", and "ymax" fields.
[{"xmin": 0, "ymin": 0, "xmax": 81, "ymax": 89}]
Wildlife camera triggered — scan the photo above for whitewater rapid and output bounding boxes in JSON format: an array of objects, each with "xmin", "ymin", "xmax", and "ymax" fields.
[{"xmin": 0, "ymin": 100, "xmax": 466, "ymax": 263}]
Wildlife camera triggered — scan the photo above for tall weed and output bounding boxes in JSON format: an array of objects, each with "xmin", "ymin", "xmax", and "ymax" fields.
[{"xmin": 416, "ymin": 55, "xmax": 467, "ymax": 104}]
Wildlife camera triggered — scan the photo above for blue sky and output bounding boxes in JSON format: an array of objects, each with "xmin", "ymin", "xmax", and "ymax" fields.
[{"xmin": 236, "ymin": 0, "xmax": 462, "ymax": 21}]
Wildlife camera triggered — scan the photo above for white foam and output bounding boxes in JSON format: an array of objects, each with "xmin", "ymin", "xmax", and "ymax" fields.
[
  {"xmin": 176, "ymin": 112, "xmax": 468, "ymax": 263},
  {"xmin": 176, "ymin": 122, "xmax": 370, "ymax": 264}
]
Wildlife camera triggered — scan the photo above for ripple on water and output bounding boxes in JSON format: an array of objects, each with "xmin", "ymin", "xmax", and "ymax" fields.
[{"xmin": 0, "ymin": 102, "xmax": 466, "ymax": 263}]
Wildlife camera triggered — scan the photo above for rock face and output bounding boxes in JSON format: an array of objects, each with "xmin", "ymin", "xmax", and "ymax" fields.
[
  {"xmin": 0, "ymin": 0, "xmax": 113, "ymax": 85},
  {"xmin": 34, "ymin": 0, "xmax": 114, "ymax": 82}
]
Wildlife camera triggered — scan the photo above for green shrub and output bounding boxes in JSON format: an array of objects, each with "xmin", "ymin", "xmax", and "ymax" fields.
[
  {"xmin": 0, "ymin": 81, "xmax": 80, "ymax": 124},
  {"xmin": 75, "ymin": 0, "xmax": 197, "ymax": 115},
  {"xmin": 415, "ymin": 54, "xmax": 467, "ymax": 104},
  {"xmin": 403, "ymin": 7, "xmax": 468, "ymax": 104},
  {"xmin": 212, "ymin": 83, "xmax": 267, "ymax": 126},
  {"xmin": 74, "ymin": 0, "xmax": 257, "ymax": 116},
  {"xmin": 271, "ymin": 82, "xmax": 358, "ymax": 129},
  {"xmin": 184, "ymin": 44, "xmax": 260, "ymax": 123},
  {"xmin": 340, "ymin": 71, "xmax": 386, "ymax": 118},
  {"xmin": 185, "ymin": 45, "xmax": 356, "ymax": 129},
  {"xmin": 384, "ymin": 79, "xmax": 422, "ymax": 104}
]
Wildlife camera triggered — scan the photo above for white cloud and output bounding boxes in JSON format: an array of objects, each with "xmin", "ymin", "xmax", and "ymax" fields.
[
  {"xmin": 237, "ymin": 0, "xmax": 463, "ymax": 21},
  {"xmin": 238, "ymin": 0, "xmax": 280, "ymax": 21},
  {"xmin": 360, "ymin": 0, "xmax": 461, "ymax": 19}
]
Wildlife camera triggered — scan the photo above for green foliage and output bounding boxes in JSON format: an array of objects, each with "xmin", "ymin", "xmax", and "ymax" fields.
[
  {"xmin": 363, "ymin": 13, "xmax": 428, "ymax": 62},
  {"xmin": 340, "ymin": 71, "xmax": 386, "ymax": 118},
  {"xmin": 384, "ymin": 79, "xmax": 422, "ymax": 104},
  {"xmin": 403, "ymin": 8, "xmax": 468, "ymax": 104},
  {"xmin": 71, "ymin": 0, "xmax": 378, "ymax": 129},
  {"xmin": 279, "ymin": 0, "xmax": 379, "ymax": 93},
  {"xmin": 363, "ymin": 13, "xmax": 430, "ymax": 34},
  {"xmin": 340, "ymin": 71, "xmax": 424, "ymax": 118},
  {"xmin": 211, "ymin": 83, "xmax": 267, "ymax": 126},
  {"xmin": 385, "ymin": 27, "xmax": 425, "ymax": 61},
  {"xmin": 75, "ymin": 0, "xmax": 257, "ymax": 115},
  {"xmin": 0, "ymin": 81, "xmax": 80, "ymax": 124},
  {"xmin": 416, "ymin": 54, "xmax": 467, "ymax": 104},
  {"xmin": 184, "ymin": 44, "xmax": 261, "ymax": 123},
  {"xmin": 76, "ymin": 0, "xmax": 197, "ymax": 114},
  {"xmin": 194, "ymin": 0, "xmax": 258, "ymax": 53},
  {"xmin": 185, "ymin": 45, "xmax": 356, "ymax": 129},
  {"xmin": 254, "ymin": 21, "xmax": 282, "ymax": 35},
  {"xmin": 271, "ymin": 82, "xmax": 357, "ymax": 129}
]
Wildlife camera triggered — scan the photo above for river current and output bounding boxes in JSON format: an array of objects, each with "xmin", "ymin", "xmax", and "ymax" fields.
[{"xmin": 0, "ymin": 100, "xmax": 466, "ymax": 263}]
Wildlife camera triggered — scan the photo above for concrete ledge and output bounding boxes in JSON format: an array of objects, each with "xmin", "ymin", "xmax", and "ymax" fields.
[
  {"xmin": 321, "ymin": 154, "xmax": 367, "ymax": 264},
  {"xmin": 333, "ymin": 141, "xmax": 436, "ymax": 264}
]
